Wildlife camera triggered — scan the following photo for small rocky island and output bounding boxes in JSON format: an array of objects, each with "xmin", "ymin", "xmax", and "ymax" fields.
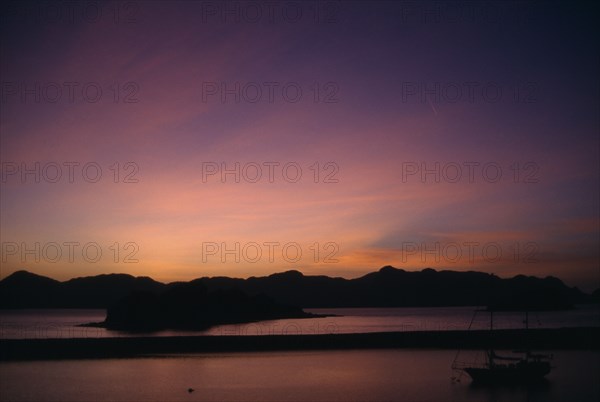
[{"xmin": 87, "ymin": 280, "xmax": 317, "ymax": 331}]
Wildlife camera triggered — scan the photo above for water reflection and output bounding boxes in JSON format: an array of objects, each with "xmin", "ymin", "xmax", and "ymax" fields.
[
  {"xmin": 467, "ymin": 379, "xmax": 553, "ymax": 402},
  {"xmin": 1, "ymin": 305, "xmax": 598, "ymax": 339},
  {"xmin": 1, "ymin": 350, "xmax": 597, "ymax": 401}
]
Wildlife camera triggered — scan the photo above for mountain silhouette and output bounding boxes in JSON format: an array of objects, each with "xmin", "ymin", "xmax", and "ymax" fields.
[
  {"xmin": 0, "ymin": 267, "xmax": 592, "ymax": 310},
  {"xmin": 0, "ymin": 270, "xmax": 164, "ymax": 308},
  {"xmin": 0, "ymin": 270, "xmax": 60, "ymax": 308}
]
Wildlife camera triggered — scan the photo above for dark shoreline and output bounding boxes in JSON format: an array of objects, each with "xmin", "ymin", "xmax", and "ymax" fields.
[
  {"xmin": 78, "ymin": 312, "xmax": 337, "ymax": 331},
  {"xmin": 1, "ymin": 327, "xmax": 599, "ymax": 361}
]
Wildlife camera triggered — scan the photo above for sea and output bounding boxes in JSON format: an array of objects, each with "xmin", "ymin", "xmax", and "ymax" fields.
[
  {"xmin": 1, "ymin": 305, "xmax": 599, "ymax": 339},
  {"xmin": 1, "ymin": 306, "xmax": 599, "ymax": 402}
]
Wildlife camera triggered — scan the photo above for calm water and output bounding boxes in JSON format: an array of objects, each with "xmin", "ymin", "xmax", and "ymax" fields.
[
  {"xmin": 1, "ymin": 350, "xmax": 598, "ymax": 402},
  {"xmin": 1, "ymin": 305, "xmax": 598, "ymax": 339},
  {"xmin": 2, "ymin": 308, "xmax": 598, "ymax": 401}
]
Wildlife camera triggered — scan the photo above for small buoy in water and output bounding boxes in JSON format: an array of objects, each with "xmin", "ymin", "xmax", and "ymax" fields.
[{"xmin": 188, "ymin": 388, "xmax": 194, "ymax": 393}]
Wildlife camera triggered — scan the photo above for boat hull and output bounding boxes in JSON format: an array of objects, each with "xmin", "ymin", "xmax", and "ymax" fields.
[{"xmin": 464, "ymin": 362, "xmax": 551, "ymax": 384}]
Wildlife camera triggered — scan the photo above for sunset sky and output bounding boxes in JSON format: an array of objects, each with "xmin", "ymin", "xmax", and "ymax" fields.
[{"xmin": 1, "ymin": 1, "xmax": 598, "ymax": 291}]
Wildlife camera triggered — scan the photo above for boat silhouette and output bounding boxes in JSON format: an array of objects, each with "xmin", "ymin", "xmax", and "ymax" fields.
[{"xmin": 452, "ymin": 309, "xmax": 553, "ymax": 384}]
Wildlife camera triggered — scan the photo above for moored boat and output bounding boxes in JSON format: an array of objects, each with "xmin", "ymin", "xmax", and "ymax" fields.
[{"xmin": 452, "ymin": 310, "xmax": 553, "ymax": 384}]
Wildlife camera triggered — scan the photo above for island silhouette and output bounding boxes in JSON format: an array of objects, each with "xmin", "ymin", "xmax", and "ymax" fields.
[{"xmin": 97, "ymin": 281, "xmax": 317, "ymax": 331}]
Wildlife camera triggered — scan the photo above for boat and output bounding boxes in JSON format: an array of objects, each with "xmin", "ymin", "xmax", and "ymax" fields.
[
  {"xmin": 452, "ymin": 309, "xmax": 553, "ymax": 384},
  {"xmin": 458, "ymin": 350, "xmax": 551, "ymax": 383}
]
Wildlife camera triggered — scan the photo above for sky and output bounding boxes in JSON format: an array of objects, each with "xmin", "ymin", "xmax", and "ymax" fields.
[{"xmin": 0, "ymin": 1, "xmax": 598, "ymax": 291}]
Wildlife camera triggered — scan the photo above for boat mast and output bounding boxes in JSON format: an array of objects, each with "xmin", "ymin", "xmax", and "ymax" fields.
[{"xmin": 488, "ymin": 309, "xmax": 494, "ymax": 367}]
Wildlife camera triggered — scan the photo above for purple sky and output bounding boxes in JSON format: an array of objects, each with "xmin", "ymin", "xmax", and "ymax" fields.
[{"xmin": 0, "ymin": 1, "xmax": 598, "ymax": 291}]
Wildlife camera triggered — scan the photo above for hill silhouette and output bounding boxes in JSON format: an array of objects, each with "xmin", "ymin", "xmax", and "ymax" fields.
[
  {"xmin": 0, "ymin": 267, "xmax": 592, "ymax": 310},
  {"xmin": 99, "ymin": 281, "xmax": 313, "ymax": 331},
  {"xmin": 0, "ymin": 271, "xmax": 164, "ymax": 308}
]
